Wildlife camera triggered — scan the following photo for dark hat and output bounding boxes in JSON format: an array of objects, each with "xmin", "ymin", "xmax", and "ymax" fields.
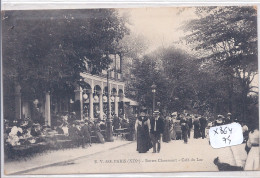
[
  {"xmin": 139, "ymin": 112, "xmax": 146, "ymax": 117},
  {"xmin": 140, "ymin": 106, "xmax": 147, "ymax": 112},
  {"xmin": 73, "ymin": 120, "xmax": 79, "ymax": 124}
]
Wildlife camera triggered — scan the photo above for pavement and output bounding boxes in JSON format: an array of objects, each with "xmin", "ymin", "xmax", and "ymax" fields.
[
  {"xmin": 23, "ymin": 138, "xmax": 236, "ymax": 174},
  {"xmin": 4, "ymin": 138, "xmax": 132, "ymax": 175},
  {"xmin": 4, "ymin": 131, "xmax": 245, "ymax": 175}
]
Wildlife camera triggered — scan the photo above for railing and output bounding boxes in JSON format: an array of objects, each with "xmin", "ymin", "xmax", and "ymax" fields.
[{"xmin": 97, "ymin": 70, "xmax": 124, "ymax": 82}]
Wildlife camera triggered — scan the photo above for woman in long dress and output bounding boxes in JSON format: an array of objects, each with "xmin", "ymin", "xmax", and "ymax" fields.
[
  {"xmin": 171, "ymin": 112, "xmax": 178, "ymax": 140},
  {"xmin": 163, "ymin": 115, "xmax": 171, "ymax": 142},
  {"xmin": 135, "ymin": 110, "xmax": 152, "ymax": 153},
  {"xmin": 193, "ymin": 116, "xmax": 201, "ymax": 139},
  {"xmin": 174, "ymin": 118, "xmax": 182, "ymax": 140}
]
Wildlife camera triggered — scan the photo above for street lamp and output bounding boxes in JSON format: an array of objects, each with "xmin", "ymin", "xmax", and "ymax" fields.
[
  {"xmin": 151, "ymin": 82, "xmax": 156, "ymax": 116},
  {"xmin": 106, "ymin": 68, "xmax": 114, "ymax": 142}
]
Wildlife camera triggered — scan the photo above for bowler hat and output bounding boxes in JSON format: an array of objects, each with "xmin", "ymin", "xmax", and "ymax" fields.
[{"xmin": 140, "ymin": 106, "xmax": 147, "ymax": 112}]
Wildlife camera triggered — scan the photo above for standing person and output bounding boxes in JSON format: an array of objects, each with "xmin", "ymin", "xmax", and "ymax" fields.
[
  {"xmin": 193, "ymin": 115, "xmax": 201, "ymax": 139},
  {"xmin": 93, "ymin": 121, "xmax": 105, "ymax": 143},
  {"xmin": 187, "ymin": 114, "xmax": 193, "ymax": 139},
  {"xmin": 175, "ymin": 117, "xmax": 182, "ymax": 140},
  {"xmin": 150, "ymin": 110, "xmax": 164, "ymax": 153},
  {"xmin": 68, "ymin": 122, "xmax": 81, "ymax": 147},
  {"xmin": 215, "ymin": 115, "xmax": 224, "ymax": 126},
  {"xmin": 225, "ymin": 113, "xmax": 232, "ymax": 124},
  {"xmin": 81, "ymin": 120, "xmax": 92, "ymax": 148},
  {"xmin": 199, "ymin": 116, "xmax": 207, "ymax": 139},
  {"xmin": 171, "ymin": 112, "xmax": 177, "ymax": 140},
  {"xmin": 112, "ymin": 114, "xmax": 120, "ymax": 131},
  {"xmin": 163, "ymin": 114, "xmax": 171, "ymax": 143},
  {"xmin": 244, "ymin": 124, "xmax": 259, "ymax": 170},
  {"xmin": 180, "ymin": 115, "xmax": 189, "ymax": 144},
  {"xmin": 135, "ymin": 107, "xmax": 152, "ymax": 153}
]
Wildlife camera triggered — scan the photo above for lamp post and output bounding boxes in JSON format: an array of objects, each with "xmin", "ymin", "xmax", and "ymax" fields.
[
  {"xmin": 151, "ymin": 82, "xmax": 156, "ymax": 116},
  {"xmin": 106, "ymin": 69, "xmax": 114, "ymax": 142}
]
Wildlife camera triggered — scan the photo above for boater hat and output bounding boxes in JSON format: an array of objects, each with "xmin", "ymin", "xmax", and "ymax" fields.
[
  {"xmin": 154, "ymin": 110, "xmax": 160, "ymax": 114},
  {"xmin": 171, "ymin": 112, "xmax": 177, "ymax": 116}
]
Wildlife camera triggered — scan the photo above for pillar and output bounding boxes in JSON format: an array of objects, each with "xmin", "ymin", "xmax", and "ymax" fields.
[
  {"xmin": 114, "ymin": 95, "xmax": 118, "ymax": 116},
  {"xmin": 74, "ymin": 86, "xmax": 83, "ymax": 120},
  {"xmin": 89, "ymin": 92, "xmax": 94, "ymax": 119},
  {"xmin": 45, "ymin": 92, "xmax": 51, "ymax": 126},
  {"xmin": 121, "ymin": 94, "xmax": 125, "ymax": 119},
  {"xmin": 15, "ymin": 85, "xmax": 22, "ymax": 120},
  {"xmin": 99, "ymin": 92, "xmax": 103, "ymax": 120}
]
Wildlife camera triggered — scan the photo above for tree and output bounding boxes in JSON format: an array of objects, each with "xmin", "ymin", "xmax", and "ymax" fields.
[
  {"xmin": 130, "ymin": 46, "xmax": 200, "ymax": 113},
  {"xmin": 2, "ymin": 9, "xmax": 129, "ymax": 98},
  {"xmin": 117, "ymin": 33, "xmax": 149, "ymax": 99},
  {"xmin": 181, "ymin": 6, "xmax": 258, "ymax": 120}
]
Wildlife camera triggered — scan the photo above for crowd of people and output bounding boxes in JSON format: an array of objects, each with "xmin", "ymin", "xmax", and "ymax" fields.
[
  {"xmin": 4, "ymin": 117, "xmax": 44, "ymax": 146},
  {"xmin": 4, "ymin": 107, "xmax": 259, "ymax": 170},
  {"xmin": 135, "ymin": 109, "xmax": 215, "ymax": 151},
  {"xmin": 4, "ymin": 111, "xmax": 135, "ymax": 152},
  {"xmin": 4, "ymin": 112, "xmax": 108, "ymax": 150},
  {"xmin": 134, "ymin": 107, "xmax": 259, "ymax": 171}
]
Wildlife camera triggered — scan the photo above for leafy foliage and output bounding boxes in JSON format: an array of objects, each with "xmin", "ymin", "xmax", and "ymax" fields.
[
  {"xmin": 2, "ymin": 9, "xmax": 129, "ymax": 97},
  {"xmin": 180, "ymin": 6, "xmax": 258, "ymax": 121}
]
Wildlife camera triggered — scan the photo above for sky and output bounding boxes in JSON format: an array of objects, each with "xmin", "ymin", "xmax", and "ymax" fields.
[{"xmin": 120, "ymin": 7, "xmax": 197, "ymax": 52}]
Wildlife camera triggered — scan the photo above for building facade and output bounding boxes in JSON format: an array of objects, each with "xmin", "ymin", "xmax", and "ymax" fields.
[{"xmin": 5, "ymin": 54, "xmax": 130, "ymax": 127}]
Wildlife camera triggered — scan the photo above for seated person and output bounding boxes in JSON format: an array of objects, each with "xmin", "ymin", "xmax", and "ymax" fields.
[
  {"xmin": 31, "ymin": 123, "xmax": 42, "ymax": 137},
  {"xmin": 99, "ymin": 120, "xmax": 106, "ymax": 130}
]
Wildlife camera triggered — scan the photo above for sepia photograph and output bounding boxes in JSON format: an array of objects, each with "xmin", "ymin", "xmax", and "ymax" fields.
[{"xmin": 2, "ymin": 5, "xmax": 259, "ymax": 175}]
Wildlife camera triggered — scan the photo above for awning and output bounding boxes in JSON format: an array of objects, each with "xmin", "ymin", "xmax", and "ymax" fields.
[{"xmin": 123, "ymin": 98, "xmax": 139, "ymax": 106}]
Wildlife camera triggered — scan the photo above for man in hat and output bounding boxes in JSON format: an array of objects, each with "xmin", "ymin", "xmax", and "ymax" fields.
[
  {"xmin": 68, "ymin": 121, "xmax": 81, "ymax": 147},
  {"xmin": 199, "ymin": 116, "xmax": 207, "ymax": 139},
  {"xmin": 193, "ymin": 115, "xmax": 201, "ymax": 139},
  {"xmin": 112, "ymin": 114, "xmax": 121, "ymax": 131},
  {"xmin": 180, "ymin": 115, "xmax": 189, "ymax": 144},
  {"xmin": 80, "ymin": 119, "xmax": 91, "ymax": 148},
  {"xmin": 224, "ymin": 113, "xmax": 232, "ymax": 124},
  {"xmin": 150, "ymin": 110, "xmax": 164, "ymax": 153},
  {"xmin": 215, "ymin": 115, "xmax": 224, "ymax": 126}
]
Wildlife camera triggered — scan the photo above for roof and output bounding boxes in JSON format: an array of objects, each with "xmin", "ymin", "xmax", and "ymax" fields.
[{"xmin": 123, "ymin": 98, "xmax": 139, "ymax": 106}]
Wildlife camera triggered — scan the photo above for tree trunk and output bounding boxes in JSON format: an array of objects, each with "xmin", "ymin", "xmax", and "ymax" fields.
[{"xmin": 228, "ymin": 75, "xmax": 233, "ymax": 113}]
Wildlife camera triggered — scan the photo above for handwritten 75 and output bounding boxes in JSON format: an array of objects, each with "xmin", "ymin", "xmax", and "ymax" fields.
[{"xmin": 209, "ymin": 123, "xmax": 243, "ymax": 148}]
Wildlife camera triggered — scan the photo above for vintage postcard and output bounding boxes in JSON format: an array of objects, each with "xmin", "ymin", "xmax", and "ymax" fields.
[{"xmin": 2, "ymin": 5, "xmax": 259, "ymax": 176}]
